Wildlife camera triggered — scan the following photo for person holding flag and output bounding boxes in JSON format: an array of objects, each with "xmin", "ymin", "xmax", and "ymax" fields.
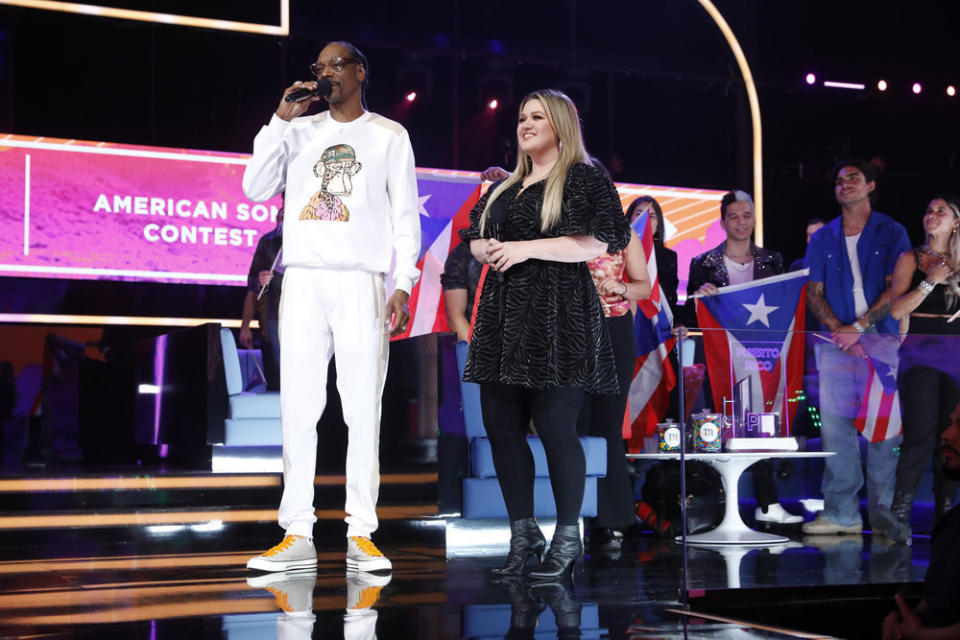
[
  {"xmin": 578, "ymin": 201, "xmax": 652, "ymax": 549},
  {"xmin": 624, "ymin": 197, "xmax": 681, "ymax": 455},
  {"xmin": 803, "ymin": 159, "xmax": 911, "ymax": 536},
  {"xmin": 686, "ymin": 190, "xmax": 803, "ymax": 526}
]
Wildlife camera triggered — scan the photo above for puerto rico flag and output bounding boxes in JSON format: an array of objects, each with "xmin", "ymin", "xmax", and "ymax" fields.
[
  {"xmin": 695, "ymin": 270, "xmax": 807, "ymax": 428},
  {"xmin": 854, "ymin": 356, "xmax": 902, "ymax": 442},
  {"xmin": 627, "ymin": 211, "xmax": 677, "ymax": 441},
  {"xmin": 391, "ymin": 175, "xmax": 483, "ymax": 340}
]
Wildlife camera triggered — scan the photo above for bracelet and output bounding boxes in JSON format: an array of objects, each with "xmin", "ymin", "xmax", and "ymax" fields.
[
  {"xmin": 918, "ymin": 280, "xmax": 935, "ymax": 295},
  {"xmin": 852, "ymin": 320, "xmax": 866, "ymax": 334},
  {"xmin": 620, "ymin": 283, "xmax": 628, "ymax": 296}
]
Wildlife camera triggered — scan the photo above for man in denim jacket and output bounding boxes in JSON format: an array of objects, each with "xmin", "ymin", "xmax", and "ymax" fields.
[{"xmin": 803, "ymin": 159, "xmax": 910, "ymax": 535}]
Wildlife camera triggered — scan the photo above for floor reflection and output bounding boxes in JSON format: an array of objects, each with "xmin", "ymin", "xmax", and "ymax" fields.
[{"xmin": 0, "ymin": 523, "xmax": 927, "ymax": 639}]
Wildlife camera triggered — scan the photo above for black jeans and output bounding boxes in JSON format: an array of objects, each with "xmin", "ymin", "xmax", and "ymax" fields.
[
  {"xmin": 576, "ymin": 313, "xmax": 636, "ymax": 529},
  {"xmin": 896, "ymin": 364, "xmax": 960, "ymax": 499},
  {"xmin": 480, "ymin": 383, "xmax": 586, "ymax": 526}
]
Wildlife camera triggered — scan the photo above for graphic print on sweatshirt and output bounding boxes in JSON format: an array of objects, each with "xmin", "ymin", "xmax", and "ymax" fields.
[{"xmin": 299, "ymin": 144, "xmax": 362, "ymax": 222}]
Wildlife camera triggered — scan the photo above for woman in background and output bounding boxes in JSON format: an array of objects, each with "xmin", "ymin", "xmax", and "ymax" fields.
[
  {"xmin": 878, "ymin": 194, "xmax": 960, "ymax": 542},
  {"xmin": 627, "ymin": 196, "xmax": 678, "ymax": 316},
  {"xmin": 579, "ymin": 199, "xmax": 652, "ymax": 549}
]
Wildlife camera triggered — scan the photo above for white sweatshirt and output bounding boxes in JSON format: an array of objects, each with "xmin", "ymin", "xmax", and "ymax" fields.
[{"xmin": 242, "ymin": 111, "xmax": 421, "ymax": 294}]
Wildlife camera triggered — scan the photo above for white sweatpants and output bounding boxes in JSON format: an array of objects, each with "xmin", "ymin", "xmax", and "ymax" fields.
[{"xmin": 277, "ymin": 266, "xmax": 389, "ymax": 539}]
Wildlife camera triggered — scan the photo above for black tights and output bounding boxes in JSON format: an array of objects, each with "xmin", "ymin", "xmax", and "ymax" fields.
[{"xmin": 480, "ymin": 383, "xmax": 586, "ymax": 526}]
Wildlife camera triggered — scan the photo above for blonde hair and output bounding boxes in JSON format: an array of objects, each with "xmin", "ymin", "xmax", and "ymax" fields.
[
  {"xmin": 480, "ymin": 89, "xmax": 589, "ymax": 234},
  {"xmin": 927, "ymin": 194, "xmax": 960, "ymax": 310}
]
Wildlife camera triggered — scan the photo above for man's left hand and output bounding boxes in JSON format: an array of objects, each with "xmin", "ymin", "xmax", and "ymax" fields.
[{"xmin": 386, "ymin": 290, "xmax": 410, "ymax": 337}]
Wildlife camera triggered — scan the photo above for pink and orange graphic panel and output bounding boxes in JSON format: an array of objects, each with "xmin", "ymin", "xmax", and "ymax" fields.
[{"xmin": 0, "ymin": 133, "xmax": 724, "ymax": 301}]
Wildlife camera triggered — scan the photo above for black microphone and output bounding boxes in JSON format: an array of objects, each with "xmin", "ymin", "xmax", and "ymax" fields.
[
  {"xmin": 488, "ymin": 198, "xmax": 508, "ymax": 283},
  {"xmin": 284, "ymin": 78, "xmax": 333, "ymax": 103},
  {"xmin": 488, "ymin": 198, "xmax": 507, "ymax": 242}
]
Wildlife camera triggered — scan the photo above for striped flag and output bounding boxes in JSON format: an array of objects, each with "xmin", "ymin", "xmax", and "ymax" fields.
[
  {"xmin": 854, "ymin": 356, "xmax": 902, "ymax": 442},
  {"xmin": 627, "ymin": 210, "xmax": 677, "ymax": 443}
]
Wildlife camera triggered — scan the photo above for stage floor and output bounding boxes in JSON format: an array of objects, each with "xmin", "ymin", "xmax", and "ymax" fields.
[{"xmin": 0, "ymin": 515, "xmax": 924, "ymax": 639}]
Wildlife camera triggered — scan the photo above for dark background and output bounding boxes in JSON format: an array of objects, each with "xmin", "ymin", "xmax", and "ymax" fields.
[{"xmin": 2, "ymin": 0, "xmax": 960, "ymax": 316}]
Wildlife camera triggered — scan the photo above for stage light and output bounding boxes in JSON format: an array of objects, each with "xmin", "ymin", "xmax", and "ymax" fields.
[
  {"xmin": 0, "ymin": 0, "xmax": 289, "ymax": 35},
  {"xmin": 948, "ymin": 86, "xmax": 956, "ymax": 97},
  {"xmin": 395, "ymin": 63, "xmax": 433, "ymax": 103},
  {"xmin": 913, "ymin": 82, "xmax": 922, "ymax": 94},
  {"xmin": 823, "ymin": 80, "xmax": 865, "ymax": 90},
  {"xmin": 805, "ymin": 73, "xmax": 816, "ymax": 85},
  {"xmin": 488, "ymin": 99, "xmax": 499, "ymax": 110},
  {"xmin": 877, "ymin": 79, "xmax": 888, "ymax": 91}
]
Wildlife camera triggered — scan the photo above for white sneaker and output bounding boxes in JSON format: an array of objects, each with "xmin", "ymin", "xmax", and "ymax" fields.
[
  {"xmin": 247, "ymin": 568, "xmax": 318, "ymax": 618},
  {"xmin": 346, "ymin": 571, "xmax": 392, "ymax": 612},
  {"xmin": 755, "ymin": 503, "xmax": 804, "ymax": 525},
  {"xmin": 247, "ymin": 535, "xmax": 317, "ymax": 572},
  {"xmin": 801, "ymin": 513, "xmax": 862, "ymax": 535},
  {"xmin": 346, "ymin": 536, "xmax": 392, "ymax": 573}
]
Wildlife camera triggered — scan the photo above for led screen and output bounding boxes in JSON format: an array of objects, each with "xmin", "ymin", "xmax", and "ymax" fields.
[{"xmin": 0, "ymin": 133, "xmax": 723, "ymax": 301}]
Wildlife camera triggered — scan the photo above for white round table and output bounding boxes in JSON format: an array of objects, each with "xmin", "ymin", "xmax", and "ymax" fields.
[{"xmin": 626, "ymin": 451, "xmax": 834, "ymax": 545}]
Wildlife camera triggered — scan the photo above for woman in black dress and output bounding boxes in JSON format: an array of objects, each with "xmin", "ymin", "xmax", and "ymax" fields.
[
  {"xmin": 878, "ymin": 194, "xmax": 960, "ymax": 542},
  {"xmin": 461, "ymin": 89, "xmax": 630, "ymax": 580}
]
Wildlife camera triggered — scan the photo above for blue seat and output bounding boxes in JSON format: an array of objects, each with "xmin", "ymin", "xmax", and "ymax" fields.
[
  {"xmin": 455, "ymin": 341, "xmax": 606, "ymax": 519},
  {"xmin": 215, "ymin": 327, "xmax": 282, "ymax": 472}
]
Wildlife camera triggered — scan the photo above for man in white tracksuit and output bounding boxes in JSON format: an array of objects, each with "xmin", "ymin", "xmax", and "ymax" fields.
[{"xmin": 242, "ymin": 41, "xmax": 420, "ymax": 574}]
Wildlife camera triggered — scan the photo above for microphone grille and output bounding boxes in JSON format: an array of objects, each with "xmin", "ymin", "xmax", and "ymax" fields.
[{"xmin": 316, "ymin": 78, "xmax": 333, "ymax": 97}]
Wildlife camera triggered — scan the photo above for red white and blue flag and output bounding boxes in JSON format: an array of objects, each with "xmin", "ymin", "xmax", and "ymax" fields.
[
  {"xmin": 695, "ymin": 270, "xmax": 808, "ymax": 428},
  {"xmin": 854, "ymin": 356, "xmax": 902, "ymax": 442},
  {"xmin": 391, "ymin": 174, "xmax": 483, "ymax": 340},
  {"xmin": 627, "ymin": 211, "xmax": 677, "ymax": 439}
]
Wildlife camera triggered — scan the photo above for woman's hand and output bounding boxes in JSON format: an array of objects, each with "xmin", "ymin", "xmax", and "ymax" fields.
[
  {"xmin": 927, "ymin": 260, "xmax": 954, "ymax": 285},
  {"xmin": 480, "ymin": 166, "xmax": 510, "ymax": 182},
  {"xmin": 598, "ymin": 276, "xmax": 627, "ymax": 298},
  {"xmin": 696, "ymin": 282, "xmax": 720, "ymax": 297},
  {"xmin": 470, "ymin": 238, "xmax": 493, "ymax": 263},
  {"xmin": 487, "ymin": 239, "xmax": 530, "ymax": 272}
]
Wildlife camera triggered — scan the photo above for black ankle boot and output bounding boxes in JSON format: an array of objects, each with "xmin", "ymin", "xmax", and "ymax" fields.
[
  {"xmin": 531, "ymin": 579, "xmax": 581, "ymax": 638},
  {"xmin": 492, "ymin": 518, "xmax": 546, "ymax": 577},
  {"xmin": 884, "ymin": 492, "xmax": 914, "ymax": 543},
  {"xmin": 528, "ymin": 525, "xmax": 582, "ymax": 581},
  {"xmin": 496, "ymin": 575, "xmax": 545, "ymax": 636}
]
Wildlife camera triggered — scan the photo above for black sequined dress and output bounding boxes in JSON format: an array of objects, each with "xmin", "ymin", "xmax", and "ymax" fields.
[{"xmin": 459, "ymin": 163, "xmax": 630, "ymax": 393}]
